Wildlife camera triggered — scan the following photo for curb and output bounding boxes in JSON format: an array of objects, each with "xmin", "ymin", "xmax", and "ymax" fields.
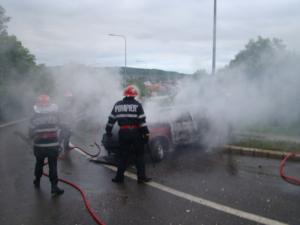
[{"xmin": 223, "ymin": 144, "xmax": 300, "ymax": 161}]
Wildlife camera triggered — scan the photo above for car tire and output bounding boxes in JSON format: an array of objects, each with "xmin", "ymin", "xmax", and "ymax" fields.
[{"xmin": 149, "ymin": 138, "xmax": 169, "ymax": 162}]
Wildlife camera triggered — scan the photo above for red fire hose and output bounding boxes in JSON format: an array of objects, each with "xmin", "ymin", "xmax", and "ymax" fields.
[
  {"xmin": 279, "ymin": 152, "xmax": 300, "ymax": 185},
  {"xmin": 43, "ymin": 145, "xmax": 106, "ymax": 225},
  {"xmin": 13, "ymin": 127, "xmax": 107, "ymax": 223}
]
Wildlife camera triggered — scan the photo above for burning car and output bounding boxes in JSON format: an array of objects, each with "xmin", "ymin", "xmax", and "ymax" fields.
[{"xmin": 101, "ymin": 110, "xmax": 209, "ymax": 162}]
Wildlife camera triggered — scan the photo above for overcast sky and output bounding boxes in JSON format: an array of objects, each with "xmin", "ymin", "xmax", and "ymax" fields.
[{"xmin": 1, "ymin": 0, "xmax": 300, "ymax": 74}]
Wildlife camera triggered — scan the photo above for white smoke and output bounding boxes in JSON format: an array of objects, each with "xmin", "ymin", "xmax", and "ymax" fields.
[
  {"xmin": 49, "ymin": 64, "xmax": 123, "ymax": 133},
  {"xmin": 40, "ymin": 47, "xmax": 300, "ymax": 150},
  {"xmin": 136, "ymin": 42, "xmax": 300, "ymax": 150},
  {"xmin": 160, "ymin": 51, "xmax": 300, "ymax": 148}
]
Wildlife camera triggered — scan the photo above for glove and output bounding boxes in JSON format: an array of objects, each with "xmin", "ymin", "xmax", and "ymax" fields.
[{"xmin": 142, "ymin": 133, "xmax": 150, "ymax": 143}]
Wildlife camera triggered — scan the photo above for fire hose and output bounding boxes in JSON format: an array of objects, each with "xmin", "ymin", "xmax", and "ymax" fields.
[
  {"xmin": 43, "ymin": 145, "xmax": 107, "ymax": 225},
  {"xmin": 69, "ymin": 143, "xmax": 101, "ymax": 158},
  {"xmin": 13, "ymin": 131, "xmax": 107, "ymax": 224},
  {"xmin": 279, "ymin": 152, "xmax": 300, "ymax": 185}
]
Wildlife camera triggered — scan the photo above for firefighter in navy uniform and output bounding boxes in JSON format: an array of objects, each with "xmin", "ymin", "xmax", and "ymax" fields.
[
  {"xmin": 105, "ymin": 85, "xmax": 151, "ymax": 184},
  {"xmin": 29, "ymin": 94, "xmax": 64, "ymax": 196}
]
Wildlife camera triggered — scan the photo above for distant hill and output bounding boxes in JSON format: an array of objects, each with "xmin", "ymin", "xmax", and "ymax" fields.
[
  {"xmin": 120, "ymin": 67, "xmax": 190, "ymax": 81},
  {"xmin": 49, "ymin": 64, "xmax": 190, "ymax": 82}
]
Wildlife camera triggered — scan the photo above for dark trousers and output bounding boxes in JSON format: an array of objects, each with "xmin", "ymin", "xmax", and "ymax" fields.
[
  {"xmin": 34, "ymin": 146, "xmax": 59, "ymax": 185},
  {"xmin": 115, "ymin": 129, "xmax": 146, "ymax": 180}
]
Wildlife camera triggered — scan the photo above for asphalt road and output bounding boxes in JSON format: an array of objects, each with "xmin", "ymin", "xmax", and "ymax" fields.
[{"xmin": 1, "ymin": 122, "xmax": 300, "ymax": 225}]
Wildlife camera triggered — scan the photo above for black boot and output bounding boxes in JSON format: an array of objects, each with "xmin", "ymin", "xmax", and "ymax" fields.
[
  {"xmin": 137, "ymin": 177, "xmax": 152, "ymax": 184},
  {"xmin": 51, "ymin": 185, "xmax": 64, "ymax": 196},
  {"xmin": 112, "ymin": 177, "xmax": 124, "ymax": 183},
  {"xmin": 33, "ymin": 178, "xmax": 40, "ymax": 188}
]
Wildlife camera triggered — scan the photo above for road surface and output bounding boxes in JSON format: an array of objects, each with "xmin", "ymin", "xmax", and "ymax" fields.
[{"xmin": 0, "ymin": 122, "xmax": 299, "ymax": 225}]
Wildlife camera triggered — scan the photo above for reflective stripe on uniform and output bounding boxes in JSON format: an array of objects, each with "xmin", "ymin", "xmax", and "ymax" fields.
[
  {"xmin": 115, "ymin": 114, "xmax": 138, "ymax": 118},
  {"xmin": 34, "ymin": 142, "xmax": 60, "ymax": 147},
  {"xmin": 138, "ymin": 114, "xmax": 145, "ymax": 119},
  {"xmin": 35, "ymin": 128, "xmax": 58, "ymax": 133}
]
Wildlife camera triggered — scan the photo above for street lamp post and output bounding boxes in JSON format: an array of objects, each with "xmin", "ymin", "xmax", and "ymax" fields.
[
  {"xmin": 212, "ymin": 0, "xmax": 217, "ymax": 75},
  {"xmin": 109, "ymin": 33, "xmax": 127, "ymax": 75}
]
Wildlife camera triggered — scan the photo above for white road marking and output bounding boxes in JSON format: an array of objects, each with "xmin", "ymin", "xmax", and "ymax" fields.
[
  {"xmin": 0, "ymin": 118, "xmax": 28, "ymax": 128},
  {"xmin": 74, "ymin": 147, "xmax": 289, "ymax": 225}
]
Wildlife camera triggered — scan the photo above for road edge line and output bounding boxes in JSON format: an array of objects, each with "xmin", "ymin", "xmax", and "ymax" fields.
[{"xmin": 0, "ymin": 118, "xmax": 29, "ymax": 128}]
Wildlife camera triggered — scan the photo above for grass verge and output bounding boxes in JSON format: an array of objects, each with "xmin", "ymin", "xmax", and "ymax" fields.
[{"xmin": 233, "ymin": 139, "xmax": 300, "ymax": 153}]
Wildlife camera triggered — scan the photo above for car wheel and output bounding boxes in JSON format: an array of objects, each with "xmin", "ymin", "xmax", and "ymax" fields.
[{"xmin": 149, "ymin": 138, "xmax": 169, "ymax": 162}]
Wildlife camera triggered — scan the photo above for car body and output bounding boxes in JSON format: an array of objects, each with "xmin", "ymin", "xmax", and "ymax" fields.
[{"xmin": 102, "ymin": 110, "xmax": 209, "ymax": 162}]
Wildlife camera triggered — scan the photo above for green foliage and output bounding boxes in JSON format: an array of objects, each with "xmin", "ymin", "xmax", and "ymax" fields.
[
  {"xmin": 0, "ymin": 5, "xmax": 36, "ymax": 81},
  {"xmin": 0, "ymin": 6, "xmax": 9, "ymax": 34},
  {"xmin": 227, "ymin": 36, "xmax": 288, "ymax": 78},
  {"xmin": 234, "ymin": 139, "xmax": 300, "ymax": 153},
  {"xmin": 125, "ymin": 77, "xmax": 148, "ymax": 97},
  {"xmin": 122, "ymin": 67, "xmax": 187, "ymax": 82},
  {"xmin": 192, "ymin": 69, "xmax": 209, "ymax": 79},
  {"xmin": 0, "ymin": 5, "xmax": 54, "ymax": 121},
  {"xmin": 121, "ymin": 67, "xmax": 188, "ymax": 98},
  {"xmin": 0, "ymin": 33, "xmax": 36, "ymax": 80}
]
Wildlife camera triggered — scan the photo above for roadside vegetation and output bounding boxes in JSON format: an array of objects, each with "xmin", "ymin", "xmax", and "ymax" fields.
[
  {"xmin": 0, "ymin": 6, "xmax": 53, "ymax": 121},
  {"xmin": 233, "ymin": 124, "xmax": 300, "ymax": 152},
  {"xmin": 234, "ymin": 139, "xmax": 300, "ymax": 153}
]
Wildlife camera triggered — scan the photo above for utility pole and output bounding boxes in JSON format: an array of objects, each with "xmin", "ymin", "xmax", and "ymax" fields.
[
  {"xmin": 212, "ymin": 0, "xmax": 217, "ymax": 75},
  {"xmin": 109, "ymin": 33, "xmax": 127, "ymax": 75}
]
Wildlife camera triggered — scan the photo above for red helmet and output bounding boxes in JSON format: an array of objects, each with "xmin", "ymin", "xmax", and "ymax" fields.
[
  {"xmin": 123, "ymin": 85, "xmax": 138, "ymax": 97},
  {"xmin": 34, "ymin": 94, "xmax": 57, "ymax": 113},
  {"xmin": 36, "ymin": 94, "xmax": 50, "ymax": 106}
]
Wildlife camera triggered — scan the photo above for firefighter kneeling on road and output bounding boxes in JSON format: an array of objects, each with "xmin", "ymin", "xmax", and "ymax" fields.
[
  {"xmin": 104, "ymin": 85, "xmax": 151, "ymax": 184},
  {"xmin": 29, "ymin": 94, "xmax": 64, "ymax": 196}
]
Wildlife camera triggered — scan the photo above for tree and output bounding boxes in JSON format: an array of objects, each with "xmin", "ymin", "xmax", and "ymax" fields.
[
  {"xmin": 227, "ymin": 36, "xmax": 287, "ymax": 78},
  {"xmin": 0, "ymin": 6, "xmax": 9, "ymax": 34},
  {"xmin": 192, "ymin": 69, "xmax": 209, "ymax": 80},
  {"xmin": 0, "ymin": 5, "xmax": 36, "ymax": 80},
  {"xmin": 0, "ymin": 5, "xmax": 54, "ymax": 121},
  {"xmin": 0, "ymin": 34, "xmax": 36, "ymax": 80}
]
